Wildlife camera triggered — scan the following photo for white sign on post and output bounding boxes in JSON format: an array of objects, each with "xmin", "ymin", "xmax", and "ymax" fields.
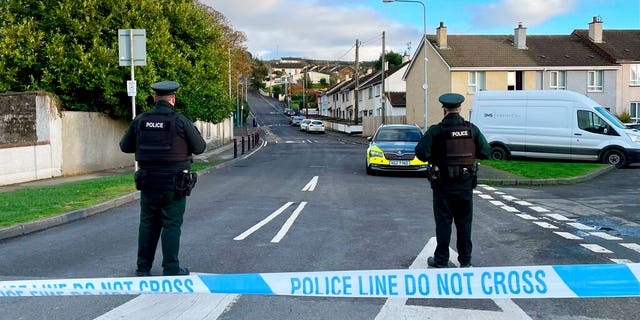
[{"xmin": 126, "ymin": 80, "xmax": 137, "ymax": 97}]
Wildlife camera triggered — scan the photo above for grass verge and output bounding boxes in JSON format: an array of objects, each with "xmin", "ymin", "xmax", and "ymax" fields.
[
  {"xmin": 0, "ymin": 162, "xmax": 211, "ymax": 228},
  {"xmin": 479, "ymin": 160, "xmax": 608, "ymax": 179}
]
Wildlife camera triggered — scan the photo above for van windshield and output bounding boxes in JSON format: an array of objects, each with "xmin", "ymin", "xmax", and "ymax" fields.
[{"xmin": 595, "ymin": 107, "xmax": 626, "ymax": 129}]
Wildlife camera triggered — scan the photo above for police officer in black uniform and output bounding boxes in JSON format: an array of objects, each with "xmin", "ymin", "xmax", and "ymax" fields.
[
  {"xmin": 120, "ymin": 81, "xmax": 206, "ymax": 276},
  {"xmin": 415, "ymin": 93, "xmax": 491, "ymax": 268}
]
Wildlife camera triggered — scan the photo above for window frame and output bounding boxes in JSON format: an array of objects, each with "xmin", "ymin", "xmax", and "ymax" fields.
[
  {"xmin": 468, "ymin": 71, "xmax": 486, "ymax": 94},
  {"xmin": 587, "ymin": 70, "xmax": 604, "ymax": 92},
  {"xmin": 550, "ymin": 71, "xmax": 566, "ymax": 90},
  {"xmin": 631, "ymin": 102, "xmax": 640, "ymax": 122},
  {"xmin": 630, "ymin": 64, "xmax": 640, "ymax": 86}
]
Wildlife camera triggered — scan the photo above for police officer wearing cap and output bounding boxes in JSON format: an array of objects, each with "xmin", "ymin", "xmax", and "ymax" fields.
[
  {"xmin": 120, "ymin": 80, "xmax": 206, "ymax": 276},
  {"xmin": 415, "ymin": 93, "xmax": 490, "ymax": 268}
]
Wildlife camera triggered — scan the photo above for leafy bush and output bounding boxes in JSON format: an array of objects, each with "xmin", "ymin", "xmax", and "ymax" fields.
[{"xmin": 0, "ymin": 0, "xmax": 236, "ymax": 123}]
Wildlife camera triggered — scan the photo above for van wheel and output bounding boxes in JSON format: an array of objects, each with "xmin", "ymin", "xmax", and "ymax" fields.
[
  {"xmin": 490, "ymin": 146, "xmax": 508, "ymax": 160},
  {"xmin": 602, "ymin": 149, "xmax": 628, "ymax": 168}
]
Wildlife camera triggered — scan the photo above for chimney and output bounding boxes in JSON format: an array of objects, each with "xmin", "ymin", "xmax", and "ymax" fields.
[
  {"xmin": 402, "ymin": 52, "xmax": 410, "ymax": 63},
  {"xmin": 436, "ymin": 21, "xmax": 447, "ymax": 49},
  {"xmin": 589, "ymin": 16, "xmax": 603, "ymax": 43},
  {"xmin": 514, "ymin": 22, "xmax": 527, "ymax": 49}
]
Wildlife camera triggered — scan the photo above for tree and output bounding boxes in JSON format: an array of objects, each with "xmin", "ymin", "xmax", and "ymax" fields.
[
  {"xmin": 374, "ymin": 50, "xmax": 403, "ymax": 71},
  {"xmin": 0, "ymin": 0, "xmax": 248, "ymax": 123}
]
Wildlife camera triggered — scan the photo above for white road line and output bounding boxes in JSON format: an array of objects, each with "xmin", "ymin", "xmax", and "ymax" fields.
[
  {"xmin": 545, "ymin": 213, "xmax": 571, "ymax": 221},
  {"xmin": 478, "ymin": 194, "xmax": 494, "ymax": 199},
  {"xmin": 516, "ymin": 213, "xmax": 538, "ymax": 220},
  {"xmin": 610, "ymin": 258, "xmax": 634, "ymax": 264},
  {"xmin": 233, "ymin": 202, "xmax": 294, "ymax": 240},
  {"xmin": 620, "ymin": 243, "xmax": 640, "ymax": 254},
  {"xmin": 529, "ymin": 206, "xmax": 550, "ymax": 212},
  {"xmin": 480, "ymin": 185, "xmax": 496, "ymax": 191},
  {"xmin": 501, "ymin": 195, "xmax": 519, "ymax": 201},
  {"xmin": 589, "ymin": 232, "xmax": 623, "ymax": 240},
  {"xmin": 501, "ymin": 206, "xmax": 520, "ymax": 213},
  {"xmin": 96, "ymin": 293, "xmax": 240, "ymax": 320},
  {"xmin": 514, "ymin": 200, "xmax": 533, "ymax": 206},
  {"xmin": 271, "ymin": 202, "xmax": 307, "ymax": 243},
  {"xmin": 567, "ymin": 222, "xmax": 596, "ymax": 231},
  {"xmin": 532, "ymin": 221, "xmax": 557, "ymax": 229},
  {"xmin": 302, "ymin": 176, "xmax": 319, "ymax": 191},
  {"xmin": 580, "ymin": 244, "xmax": 613, "ymax": 253},
  {"xmin": 553, "ymin": 232, "xmax": 583, "ymax": 240},
  {"xmin": 489, "ymin": 200, "xmax": 506, "ymax": 206},
  {"xmin": 375, "ymin": 237, "xmax": 531, "ymax": 320}
]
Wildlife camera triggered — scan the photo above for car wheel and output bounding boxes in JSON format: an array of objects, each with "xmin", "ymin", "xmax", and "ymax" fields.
[
  {"xmin": 490, "ymin": 145, "xmax": 508, "ymax": 160},
  {"xmin": 366, "ymin": 163, "xmax": 374, "ymax": 175},
  {"xmin": 602, "ymin": 149, "xmax": 628, "ymax": 168}
]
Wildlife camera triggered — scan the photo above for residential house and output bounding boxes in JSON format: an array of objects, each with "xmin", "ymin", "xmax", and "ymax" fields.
[
  {"xmin": 403, "ymin": 21, "xmax": 619, "ymax": 128},
  {"xmin": 359, "ymin": 60, "xmax": 410, "ymax": 118},
  {"xmin": 573, "ymin": 17, "xmax": 640, "ymax": 122}
]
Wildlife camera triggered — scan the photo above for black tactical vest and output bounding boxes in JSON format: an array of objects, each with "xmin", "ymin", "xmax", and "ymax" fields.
[
  {"xmin": 135, "ymin": 112, "xmax": 191, "ymax": 162},
  {"xmin": 436, "ymin": 121, "xmax": 476, "ymax": 167}
]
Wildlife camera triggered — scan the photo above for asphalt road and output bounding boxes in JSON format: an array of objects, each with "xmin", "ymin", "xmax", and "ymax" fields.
[{"xmin": 0, "ymin": 91, "xmax": 639, "ymax": 319}]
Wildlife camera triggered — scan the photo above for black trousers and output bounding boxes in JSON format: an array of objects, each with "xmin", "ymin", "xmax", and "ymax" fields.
[
  {"xmin": 432, "ymin": 188, "xmax": 473, "ymax": 266},
  {"xmin": 137, "ymin": 189, "xmax": 186, "ymax": 275}
]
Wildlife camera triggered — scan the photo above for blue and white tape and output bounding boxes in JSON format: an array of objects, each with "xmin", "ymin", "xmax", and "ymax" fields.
[{"xmin": 1, "ymin": 263, "xmax": 639, "ymax": 298}]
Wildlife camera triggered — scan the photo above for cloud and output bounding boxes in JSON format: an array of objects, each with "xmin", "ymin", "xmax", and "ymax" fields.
[
  {"xmin": 203, "ymin": 0, "xmax": 413, "ymax": 61},
  {"xmin": 469, "ymin": 0, "xmax": 577, "ymax": 29}
]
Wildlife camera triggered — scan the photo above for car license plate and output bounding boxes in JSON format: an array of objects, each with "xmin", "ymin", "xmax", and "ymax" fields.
[{"xmin": 389, "ymin": 160, "xmax": 410, "ymax": 166}]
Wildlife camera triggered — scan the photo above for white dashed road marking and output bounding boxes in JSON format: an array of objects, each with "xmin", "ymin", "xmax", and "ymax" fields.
[{"xmin": 580, "ymin": 244, "xmax": 613, "ymax": 253}]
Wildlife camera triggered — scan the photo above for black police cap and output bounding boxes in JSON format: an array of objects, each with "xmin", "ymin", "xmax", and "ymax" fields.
[
  {"xmin": 151, "ymin": 81, "xmax": 180, "ymax": 96},
  {"xmin": 439, "ymin": 93, "xmax": 465, "ymax": 109}
]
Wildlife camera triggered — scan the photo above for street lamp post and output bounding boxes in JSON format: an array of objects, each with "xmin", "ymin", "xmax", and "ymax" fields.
[{"xmin": 382, "ymin": 0, "xmax": 428, "ymax": 129}]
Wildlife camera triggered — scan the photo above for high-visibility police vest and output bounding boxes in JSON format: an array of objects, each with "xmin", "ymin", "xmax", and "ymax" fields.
[
  {"xmin": 135, "ymin": 112, "xmax": 191, "ymax": 162},
  {"xmin": 436, "ymin": 121, "xmax": 476, "ymax": 167}
]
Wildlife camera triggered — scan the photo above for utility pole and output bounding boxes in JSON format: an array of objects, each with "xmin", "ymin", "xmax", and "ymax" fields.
[
  {"xmin": 354, "ymin": 39, "xmax": 360, "ymax": 125},
  {"xmin": 381, "ymin": 31, "xmax": 386, "ymax": 125},
  {"xmin": 304, "ymin": 67, "xmax": 307, "ymax": 118}
]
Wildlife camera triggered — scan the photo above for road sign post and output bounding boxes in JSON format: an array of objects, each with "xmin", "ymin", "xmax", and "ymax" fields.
[{"xmin": 118, "ymin": 29, "xmax": 147, "ymax": 171}]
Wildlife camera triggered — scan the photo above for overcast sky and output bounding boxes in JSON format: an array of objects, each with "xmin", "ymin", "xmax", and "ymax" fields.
[{"xmin": 205, "ymin": 0, "xmax": 639, "ymax": 62}]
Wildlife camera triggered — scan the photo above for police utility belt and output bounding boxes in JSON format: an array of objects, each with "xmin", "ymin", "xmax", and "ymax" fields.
[
  {"xmin": 134, "ymin": 169, "xmax": 198, "ymax": 197},
  {"xmin": 426, "ymin": 163, "xmax": 478, "ymax": 183}
]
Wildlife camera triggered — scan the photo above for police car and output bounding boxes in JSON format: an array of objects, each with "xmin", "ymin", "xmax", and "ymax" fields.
[{"xmin": 366, "ymin": 124, "xmax": 428, "ymax": 175}]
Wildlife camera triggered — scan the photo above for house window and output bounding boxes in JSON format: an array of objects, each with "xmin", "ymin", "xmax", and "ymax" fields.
[
  {"xmin": 550, "ymin": 71, "xmax": 566, "ymax": 90},
  {"xmin": 375, "ymin": 84, "xmax": 381, "ymax": 97},
  {"xmin": 631, "ymin": 64, "xmax": 640, "ymax": 86},
  {"xmin": 587, "ymin": 70, "xmax": 604, "ymax": 92},
  {"xmin": 631, "ymin": 102, "xmax": 640, "ymax": 122},
  {"xmin": 368, "ymin": 87, "xmax": 373, "ymax": 99},
  {"xmin": 468, "ymin": 71, "xmax": 486, "ymax": 93}
]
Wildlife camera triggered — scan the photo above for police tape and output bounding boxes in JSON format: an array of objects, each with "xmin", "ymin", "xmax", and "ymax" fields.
[{"xmin": 1, "ymin": 263, "xmax": 639, "ymax": 298}]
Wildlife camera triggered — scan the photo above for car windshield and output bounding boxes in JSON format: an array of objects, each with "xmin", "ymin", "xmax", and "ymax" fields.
[{"xmin": 375, "ymin": 128, "xmax": 422, "ymax": 142}]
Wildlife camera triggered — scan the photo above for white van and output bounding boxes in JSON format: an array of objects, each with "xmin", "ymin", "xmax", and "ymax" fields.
[{"xmin": 469, "ymin": 90, "xmax": 640, "ymax": 168}]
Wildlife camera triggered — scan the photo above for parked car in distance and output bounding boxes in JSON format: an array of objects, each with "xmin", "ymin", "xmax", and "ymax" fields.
[
  {"xmin": 366, "ymin": 124, "xmax": 428, "ymax": 175},
  {"xmin": 299, "ymin": 119, "xmax": 312, "ymax": 131},
  {"xmin": 306, "ymin": 120, "xmax": 325, "ymax": 133},
  {"xmin": 625, "ymin": 123, "xmax": 640, "ymax": 130},
  {"xmin": 283, "ymin": 108, "xmax": 295, "ymax": 116},
  {"xmin": 289, "ymin": 116, "xmax": 305, "ymax": 126}
]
